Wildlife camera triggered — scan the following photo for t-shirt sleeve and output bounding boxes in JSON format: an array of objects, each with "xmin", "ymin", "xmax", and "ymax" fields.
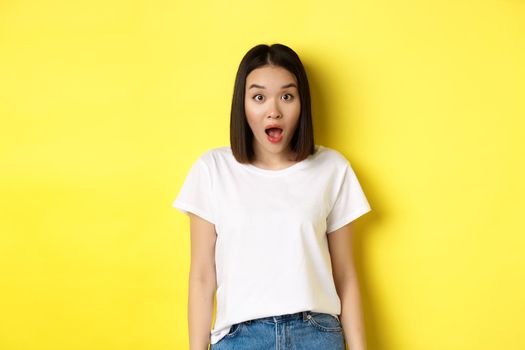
[
  {"xmin": 172, "ymin": 158, "xmax": 216, "ymax": 224},
  {"xmin": 326, "ymin": 163, "xmax": 372, "ymax": 234}
]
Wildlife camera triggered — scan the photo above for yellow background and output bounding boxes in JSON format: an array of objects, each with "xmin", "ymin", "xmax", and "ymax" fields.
[{"xmin": 1, "ymin": 0, "xmax": 524, "ymax": 349}]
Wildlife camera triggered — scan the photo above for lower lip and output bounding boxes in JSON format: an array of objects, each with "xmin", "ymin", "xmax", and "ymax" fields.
[{"xmin": 266, "ymin": 132, "xmax": 283, "ymax": 143}]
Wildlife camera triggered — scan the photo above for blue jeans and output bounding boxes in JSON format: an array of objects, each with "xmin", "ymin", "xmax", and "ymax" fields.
[{"xmin": 210, "ymin": 311, "xmax": 346, "ymax": 349}]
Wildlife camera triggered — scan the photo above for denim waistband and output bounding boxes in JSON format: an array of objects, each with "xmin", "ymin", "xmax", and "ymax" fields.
[{"xmin": 245, "ymin": 311, "xmax": 312, "ymax": 324}]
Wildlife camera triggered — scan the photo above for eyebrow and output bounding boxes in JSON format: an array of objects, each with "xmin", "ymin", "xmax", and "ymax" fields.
[{"xmin": 248, "ymin": 83, "xmax": 298, "ymax": 89}]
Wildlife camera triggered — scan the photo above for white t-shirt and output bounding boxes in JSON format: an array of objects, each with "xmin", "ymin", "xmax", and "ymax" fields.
[{"xmin": 172, "ymin": 144, "xmax": 372, "ymax": 344}]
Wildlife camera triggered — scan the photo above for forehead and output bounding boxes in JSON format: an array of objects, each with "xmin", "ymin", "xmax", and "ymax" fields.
[{"xmin": 246, "ymin": 65, "xmax": 297, "ymax": 85}]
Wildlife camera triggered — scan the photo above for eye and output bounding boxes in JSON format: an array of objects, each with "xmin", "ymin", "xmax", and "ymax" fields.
[
  {"xmin": 282, "ymin": 93, "xmax": 294, "ymax": 101},
  {"xmin": 253, "ymin": 94, "xmax": 264, "ymax": 102}
]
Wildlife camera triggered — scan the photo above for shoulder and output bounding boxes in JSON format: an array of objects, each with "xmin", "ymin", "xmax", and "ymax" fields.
[
  {"xmin": 195, "ymin": 145, "xmax": 232, "ymax": 167},
  {"xmin": 315, "ymin": 144, "xmax": 351, "ymax": 169}
]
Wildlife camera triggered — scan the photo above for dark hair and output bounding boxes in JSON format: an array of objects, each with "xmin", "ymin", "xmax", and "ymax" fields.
[{"xmin": 230, "ymin": 43, "xmax": 315, "ymax": 163}]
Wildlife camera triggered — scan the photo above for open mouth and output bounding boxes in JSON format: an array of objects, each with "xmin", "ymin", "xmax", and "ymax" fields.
[
  {"xmin": 265, "ymin": 127, "xmax": 283, "ymax": 137},
  {"xmin": 264, "ymin": 127, "xmax": 284, "ymax": 143}
]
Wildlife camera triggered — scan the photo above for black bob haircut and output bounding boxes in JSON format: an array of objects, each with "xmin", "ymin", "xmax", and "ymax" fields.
[{"xmin": 230, "ymin": 43, "xmax": 315, "ymax": 164}]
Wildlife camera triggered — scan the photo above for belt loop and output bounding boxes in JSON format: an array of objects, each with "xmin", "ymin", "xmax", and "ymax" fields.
[{"xmin": 302, "ymin": 311, "xmax": 308, "ymax": 321}]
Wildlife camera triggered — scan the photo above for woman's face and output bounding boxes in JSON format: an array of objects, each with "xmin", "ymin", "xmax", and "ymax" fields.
[{"xmin": 244, "ymin": 65, "xmax": 301, "ymax": 160}]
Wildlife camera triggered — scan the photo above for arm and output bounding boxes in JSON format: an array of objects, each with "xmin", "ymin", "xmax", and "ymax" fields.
[
  {"xmin": 187, "ymin": 213, "xmax": 217, "ymax": 350},
  {"xmin": 327, "ymin": 222, "xmax": 367, "ymax": 350}
]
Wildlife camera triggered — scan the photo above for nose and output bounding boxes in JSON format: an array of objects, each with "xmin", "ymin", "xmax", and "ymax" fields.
[
  {"xmin": 267, "ymin": 111, "xmax": 281, "ymax": 118},
  {"xmin": 267, "ymin": 101, "xmax": 282, "ymax": 119}
]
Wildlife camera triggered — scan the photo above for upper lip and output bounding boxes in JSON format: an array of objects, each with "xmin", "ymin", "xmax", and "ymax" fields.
[{"xmin": 264, "ymin": 123, "xmax": 284, "ymax": 130}]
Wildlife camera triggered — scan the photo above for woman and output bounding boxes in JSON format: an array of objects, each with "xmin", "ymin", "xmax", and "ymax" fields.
[{"xmin": 173, "ymin": 43, "xmax": 372, "ymax": 350}]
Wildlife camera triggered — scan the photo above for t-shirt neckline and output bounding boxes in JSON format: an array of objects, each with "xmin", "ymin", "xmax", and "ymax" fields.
[{"xmin": 240, "ymin": 144, "xmax": 321, "ymax": 176}]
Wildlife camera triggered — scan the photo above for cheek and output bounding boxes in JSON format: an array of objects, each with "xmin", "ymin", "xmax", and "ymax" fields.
[
  {"xmin": 284, "ymin": 101, "xmax": 301, "ymax": 118},
  {"xmin": 244, "ymin": 105, "xmax": 259, "ymax": 130},
  {"xmin": 244, "ymin": 102, "xmax": 263, "ymax": 120}
]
